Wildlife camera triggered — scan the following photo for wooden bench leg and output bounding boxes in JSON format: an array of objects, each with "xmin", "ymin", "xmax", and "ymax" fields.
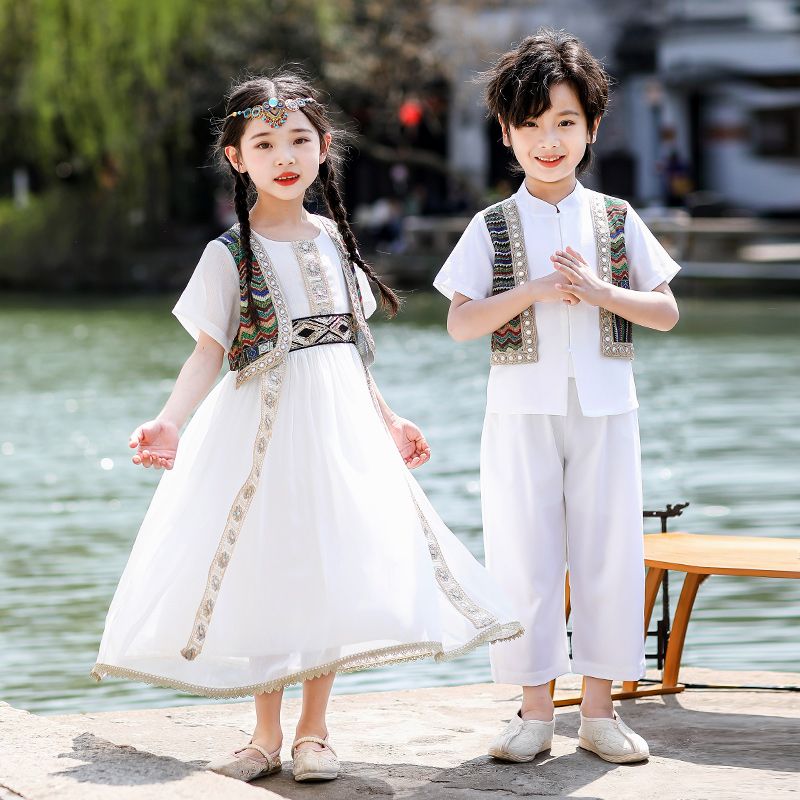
[
  {"xmin": 663, "ymin": 572, "xmax": 708, "ymax": 687},
  {"xmin": 621, "ymin": 566, "xmax": 665, "ymax": 694},
  {"xmin": 644, "ymin": 567, "xmax": 665, "ymax": 634},
  {"xmin": 565, "ymin": 569, "xmax": 571, "ymax": 622}
]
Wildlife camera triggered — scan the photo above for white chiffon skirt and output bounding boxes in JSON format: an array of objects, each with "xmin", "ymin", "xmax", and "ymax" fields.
[{"xmin": 91, "ymin": 343, "xmax": 522, "ymax": 697}]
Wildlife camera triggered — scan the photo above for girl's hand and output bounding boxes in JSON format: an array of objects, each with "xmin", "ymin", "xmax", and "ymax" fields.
[
  {"xmin": 550, "ymin": 246, "xmax": 609, "ymax": 307},
  {"xmin": 529, "ymin": 272, "xmax": 580, "ymax": 305},
  {"xmin": 129, "ymin": 419, "xmax": 179, "ymax": 470},
  {"xmin": 387, "ymin": 416, "xmax": 431, "ymax": 470}
]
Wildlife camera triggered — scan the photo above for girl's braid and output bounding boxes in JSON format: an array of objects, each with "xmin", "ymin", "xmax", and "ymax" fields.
[
  {"xmin": 232, "ymin": 168, "xmax": 255, "ymax": 319},
  {"xmin": 319, "ymin": 160, "xmax": 400, "ymax": 316}
]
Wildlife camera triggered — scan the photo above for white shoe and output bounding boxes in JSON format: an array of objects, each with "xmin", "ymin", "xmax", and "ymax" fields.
[
  {"xmin": 291, "ymin": 736, "xmax": 339, "ymax": 781},
  {"xmin": 207, "ymin": 741, "xmax": 282, "ymax": 781},
  {"xmin": 488, "ymin": 711, "xmax": 555, "ymax": 762},
  {"xmin": 578, "ymin": 711, "xmax": 649, "ymax": 763}
]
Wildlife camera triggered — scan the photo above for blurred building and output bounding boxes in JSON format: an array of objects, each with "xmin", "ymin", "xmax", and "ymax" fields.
[{"xmin": 432, "ymin": 0, "xmax": 800, "ymax": 214}]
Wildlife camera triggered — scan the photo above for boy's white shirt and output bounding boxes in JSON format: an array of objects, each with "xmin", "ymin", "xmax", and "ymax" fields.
[{"xmin": 434, "ymin": 180, "xmax": 681, "ymax": 417}]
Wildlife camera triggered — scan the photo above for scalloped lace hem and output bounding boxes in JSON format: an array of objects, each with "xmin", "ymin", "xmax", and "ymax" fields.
[{"xmin": 90, "ymin": 620, "xmax": 523, "ymax": 699}]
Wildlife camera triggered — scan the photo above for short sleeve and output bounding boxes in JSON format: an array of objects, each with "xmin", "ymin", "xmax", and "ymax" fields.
[
  {"xmin": 356, "ymin": 266, "xmax": 378, "ymax": 318},
  {"xmin": 624, "ymin": 205, "xmax": 682, "ymax": 292},
  {"xmin": 172, "ymin": 240, "xmax": 240, "ymax": 351},
  {"xmin": 433, "ymin": 212, "xmax": 494, "ymax": 300}
]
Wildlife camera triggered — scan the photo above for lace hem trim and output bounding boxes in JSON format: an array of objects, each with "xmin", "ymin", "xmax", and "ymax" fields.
[{"xmin": 90, "ymin": 621, "xmax": 522, "ymax": 699}]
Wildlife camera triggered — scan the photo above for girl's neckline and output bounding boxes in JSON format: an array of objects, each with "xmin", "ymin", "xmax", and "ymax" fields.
[{"xmin": 251, "ymin": 216, "xmax": 323, "ymax": 244}]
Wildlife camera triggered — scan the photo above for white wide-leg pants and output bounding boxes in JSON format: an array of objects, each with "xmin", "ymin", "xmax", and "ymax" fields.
[{"xmin": 481, "ymin": 379, "xmax": 646, "ymax": 686}]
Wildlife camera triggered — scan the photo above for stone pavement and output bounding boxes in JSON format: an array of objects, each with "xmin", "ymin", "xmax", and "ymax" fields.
[{"xmin": 1, "ymin": 668, "xmax": 798, "ymax": 799}]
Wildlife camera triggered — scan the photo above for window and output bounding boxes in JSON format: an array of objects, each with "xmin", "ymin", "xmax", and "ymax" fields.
[{"xmin": 752, "ymin": 107, "xmax": 800, "ymax": 157}]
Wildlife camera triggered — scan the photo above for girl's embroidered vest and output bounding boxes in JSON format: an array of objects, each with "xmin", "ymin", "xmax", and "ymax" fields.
[
  {"xmin": 217, "ymin": 217, "xmax": 376, "ymax": 387},
  {"xmin": 484, "ymin": 190, "xmax": 634, "ymax": 365}
]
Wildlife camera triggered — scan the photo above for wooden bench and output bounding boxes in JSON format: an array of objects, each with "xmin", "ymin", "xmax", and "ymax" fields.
[{"xmin": 552, "ymin": 532, "xmax": 800, "ymax": 706}]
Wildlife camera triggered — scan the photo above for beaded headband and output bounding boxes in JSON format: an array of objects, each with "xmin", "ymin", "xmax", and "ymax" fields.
[{"xmin": 225, "ymin": 97, "xmax": 317, "ymax": 129}]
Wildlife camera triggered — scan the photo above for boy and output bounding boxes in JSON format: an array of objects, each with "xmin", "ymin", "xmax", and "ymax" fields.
[{"xmin": 434, "ymin": 28, "xmax": 680, "ymax": 763}]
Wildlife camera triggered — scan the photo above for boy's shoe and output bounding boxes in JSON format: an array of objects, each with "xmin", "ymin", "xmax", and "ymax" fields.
[
  {"xmin": 578, "ymin": 711, "xmax": 649, "ymax": 763},
  {"xmin": 291, "ymin": 736, "xmax": 339, "ymax": 781},
  {"xmin": 207, "ymin": 741, "xmax": 282, "ymax": 781},
  {"xmin": 488, "ymin": 711, "xmax": 554, "ymax": 762}
]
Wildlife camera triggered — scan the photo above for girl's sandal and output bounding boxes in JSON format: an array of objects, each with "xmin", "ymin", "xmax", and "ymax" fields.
[
  {"xmin": 291, "ymin": 735, "xmax": 340, "ymax": 782},
  {"xmin": 207, "ymin": 741, "xmax": 282, "ymax": 782}
]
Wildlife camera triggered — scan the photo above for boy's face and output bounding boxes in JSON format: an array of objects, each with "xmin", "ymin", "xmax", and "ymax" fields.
[
  {"xmin": 501, "ymin": 81, "xmax": 599, "ymax": 192},
  {"xmin": 224, "ymin": 111, "xmax": 331, "ymax": 201}
]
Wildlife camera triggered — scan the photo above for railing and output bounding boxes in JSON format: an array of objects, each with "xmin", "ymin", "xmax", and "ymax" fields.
[{"xmin": 383, "ymin": 213, "xmax": 800, "ymax": 285}]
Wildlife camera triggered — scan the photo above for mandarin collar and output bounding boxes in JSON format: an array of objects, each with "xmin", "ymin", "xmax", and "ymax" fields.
[{"xmin": 514, "ymin": 179, "xmax": 584, "ymax": 216}]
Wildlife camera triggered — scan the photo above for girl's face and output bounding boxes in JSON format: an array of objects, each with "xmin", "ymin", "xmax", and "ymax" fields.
[
  {"xmin": 501, "ymin": 81, "xmax": 599, "ymax": 192},
  {"xmin": 224, "ymin": 111, "xmax": 331, "ymax": 201}
]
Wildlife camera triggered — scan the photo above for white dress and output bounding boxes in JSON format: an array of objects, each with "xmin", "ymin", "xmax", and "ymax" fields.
[{"xmin": 91, "ymin": 216, "xmax": 523, "ymax": 698}]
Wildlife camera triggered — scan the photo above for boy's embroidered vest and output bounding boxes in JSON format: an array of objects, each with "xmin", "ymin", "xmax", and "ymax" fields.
[
  {"xmin": 483, "ymin": 190, "xmax": 633, "ymax": 365},
  {"xmin": 218, "ymin": 217, "xmax": 376, "ymax": 387}
]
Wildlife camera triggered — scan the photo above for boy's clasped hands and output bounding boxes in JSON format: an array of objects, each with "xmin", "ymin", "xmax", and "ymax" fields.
[{"xmin": 546, "ymin": 245, "xmax": 610, "ymax": 307}]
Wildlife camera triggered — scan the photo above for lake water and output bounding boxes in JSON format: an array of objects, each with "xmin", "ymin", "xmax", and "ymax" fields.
[{"xmin": 0, "ymin": 293, "xmax": 798, "ymax": 715}]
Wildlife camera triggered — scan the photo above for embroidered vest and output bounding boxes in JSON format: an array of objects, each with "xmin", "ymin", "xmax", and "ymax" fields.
[
  {"xmin": 218, "ymin": 217, "xmax": 376, "ymax": 387},
  {"xmin": 483, "ymin": 190, "xmax": 634, "ymax": 365}
]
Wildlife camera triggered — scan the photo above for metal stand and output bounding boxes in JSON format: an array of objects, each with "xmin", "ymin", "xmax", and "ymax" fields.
[{"xmin": 644, "ymin": 503, "xmax": 690, "ymax": 670}]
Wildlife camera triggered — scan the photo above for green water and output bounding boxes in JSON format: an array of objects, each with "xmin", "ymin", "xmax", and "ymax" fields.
[{"xmin": 0, "ymin": 294, "xmax": 798, "ymax": 715}]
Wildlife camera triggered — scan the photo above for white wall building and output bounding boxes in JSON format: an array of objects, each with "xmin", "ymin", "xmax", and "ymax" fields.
[{"xmin": 433, "ymin": 0, "xmax": 800, "ymax": 213}]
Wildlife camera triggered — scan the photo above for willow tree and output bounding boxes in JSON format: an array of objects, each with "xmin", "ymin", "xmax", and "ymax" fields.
[
  {"xmin": 0, "ymin": 0, "xmax": 443, "ymax": 284},
  {"xmin": 0, "ymin": 1, "xmax": 213, "ymax": 221}
]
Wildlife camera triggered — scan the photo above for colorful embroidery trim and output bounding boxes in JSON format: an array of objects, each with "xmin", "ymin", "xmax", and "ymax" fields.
[
  {"xmin": 590, "ymin": 193, "xmax": 634, "ymax": 359},
  {"xmin": 485, "ymin": 199, "xmax": 538, "ymax": 364}
]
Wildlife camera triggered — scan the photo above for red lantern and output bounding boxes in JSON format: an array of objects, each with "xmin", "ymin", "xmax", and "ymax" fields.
[{"xmin": 398, "ymin": 99, "xmax": 423, "ymax": 128}]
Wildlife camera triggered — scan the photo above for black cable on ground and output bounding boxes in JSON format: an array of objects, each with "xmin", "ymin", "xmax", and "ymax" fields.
[{"xmin": 635, "ymin": 677, "xmax": 800, "ymax": 692}]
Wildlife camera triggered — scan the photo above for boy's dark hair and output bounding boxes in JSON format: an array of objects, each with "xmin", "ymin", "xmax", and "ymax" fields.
[
  {"xmin": 215, "ymin": 70, "xmax": 399, "ymax": 317},
  {"xmin": 483, "ymin": 27, "xmax": 610, "ymax": 175}
]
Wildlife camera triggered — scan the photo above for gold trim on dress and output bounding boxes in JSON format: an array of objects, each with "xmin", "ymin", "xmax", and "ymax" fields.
[
  {"xmin": 180, "ymin": 362, "xmax": 287, "ymax": 661},
  {"xmin": 292, "ymin": 239, "xmax": 335, "ymax": 315},
  {"xmin": 361, "ymin": 368, "xmax": 505, "ymax": 632}
]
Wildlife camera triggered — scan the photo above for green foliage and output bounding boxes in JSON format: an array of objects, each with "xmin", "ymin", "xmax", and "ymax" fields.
[
  {"xmin": 17, "ymin": 1, "xmax": 210, "ymax": 191},
  {"xmin": 0, "ymin": 188, "xmax": 130, "ymax": 287},
  {"xmin": 0, "ymin": 0, "xmax": 443, "ymax": 285}
]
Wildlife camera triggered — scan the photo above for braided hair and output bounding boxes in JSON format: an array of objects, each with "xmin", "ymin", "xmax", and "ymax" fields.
[
  {"xmin": 231, "ymin": 171, "xmax": 254, "ymax": 312},
  {"xmin": 215, "ymin": 72, "xmax": 400, "ymax": 318},
  {"xmin": 319, "ymin": 160, "xmax": 399, "ymax": 315}
]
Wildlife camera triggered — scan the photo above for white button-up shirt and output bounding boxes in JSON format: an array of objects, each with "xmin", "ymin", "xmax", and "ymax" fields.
[{"xmin": 434, "ymin": 180, "xmax": 680, "ymax": 416}]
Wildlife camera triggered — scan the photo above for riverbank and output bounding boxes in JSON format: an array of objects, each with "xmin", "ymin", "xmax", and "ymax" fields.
[{"xmin": 2, "ymin": 668, "xmax": 797, "ymax": 799}]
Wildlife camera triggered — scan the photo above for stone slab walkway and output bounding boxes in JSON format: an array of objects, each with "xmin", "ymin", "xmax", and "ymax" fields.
[{"xmin": 1, "ymin": 668, "xmax": 798, "ymax": 799}]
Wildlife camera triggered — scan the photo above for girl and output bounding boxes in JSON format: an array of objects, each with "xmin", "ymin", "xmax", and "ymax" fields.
[
  {"xmin": 90, "ymin": 73, "xmax": 523, "ymax": 783},
  {"xmin": 435, "ymin": 29, "xmax": 680, "ymax": 764}
]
